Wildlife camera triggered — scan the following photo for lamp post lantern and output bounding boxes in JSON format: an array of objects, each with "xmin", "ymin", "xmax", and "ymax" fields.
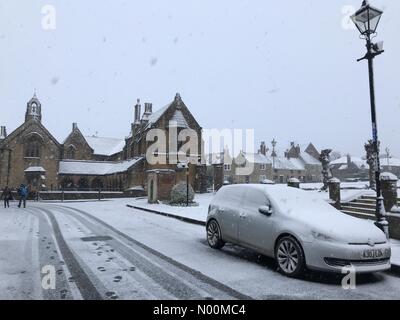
[{"xmin": 350, "ymin": 0, "xmax": 388, "ymax": 237}]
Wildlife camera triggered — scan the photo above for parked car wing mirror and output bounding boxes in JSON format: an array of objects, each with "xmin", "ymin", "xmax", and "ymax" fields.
[{"xmin": 259, "ymin": 205, "xmax": 273, "ymax": 216}]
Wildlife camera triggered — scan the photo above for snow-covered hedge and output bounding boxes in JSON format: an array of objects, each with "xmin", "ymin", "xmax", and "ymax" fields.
[{"xmin": 170, "ymin": 182, "xmax": 195, "ymax": 204}]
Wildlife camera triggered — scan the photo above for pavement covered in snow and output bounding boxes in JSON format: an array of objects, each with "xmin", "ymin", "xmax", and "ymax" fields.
[{"xmin": 1, "ymin": 198, "xmax": 400, "ymax": 300}]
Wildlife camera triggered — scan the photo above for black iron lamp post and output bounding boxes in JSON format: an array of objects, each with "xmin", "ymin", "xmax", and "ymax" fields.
[{"xmin": 351, "ymin": 0, "xmax": 388, "ymax": 236}]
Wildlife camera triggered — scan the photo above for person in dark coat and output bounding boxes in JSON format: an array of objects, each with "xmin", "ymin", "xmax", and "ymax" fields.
[
  {"xmin": 17, "ymin": 184, "xmax": 29, "ymax": 208},
  {"xmin": 1, "ymin": 186, "xmax": 12, "ymax": 208}
]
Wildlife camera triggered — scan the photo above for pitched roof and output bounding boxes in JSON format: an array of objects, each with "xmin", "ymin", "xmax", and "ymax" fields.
[
  {"xmin": 381, "ymin": 157, "xmax": 400, "ymax": 167},
  {"xmin": 0, "ymin": 119, "xmax": 61, "ymax": 149},
  {"xmin": 300, "ymin": 151, "xmax": 321, "ymax": 165},
  {"xmin": 330, "ymin": 156, "xmax": 367, "ymax": 169},
  {"xmin": 243, "ymin": 153, "xmax": 272, "ymax": 164},
  {"xmin": 143, "ymin": 102, "xmax": 173, "ymax": 130},
  {"xmin": 168, "ymin": 110, "xmax": 189, "ymax": 128},
  {"xmin": 58, "ymin": 158, "xmax": 143, "ymax": 176},
  {"xmin": 274, "ymin": 157, "xmax": 305, "ymax": 170},
  {"xmin": 84, "ymin": 136, "xmax": 125, "ymax": 156}
]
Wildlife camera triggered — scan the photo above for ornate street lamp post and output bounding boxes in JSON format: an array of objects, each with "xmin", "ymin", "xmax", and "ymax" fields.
[{"xmin": 351, "ymin": 0, "xmax": 388, "ymax": 236}]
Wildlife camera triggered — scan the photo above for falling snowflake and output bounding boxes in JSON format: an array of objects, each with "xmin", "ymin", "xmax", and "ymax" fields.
[{"xmin": 150, "ymin": 57, "xmax": 158, "ymax": 66}]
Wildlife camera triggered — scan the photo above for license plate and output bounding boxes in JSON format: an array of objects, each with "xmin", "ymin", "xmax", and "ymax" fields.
[{"xmin": 361, "ymin": 248, "xmax": 391, "ymax": 259}]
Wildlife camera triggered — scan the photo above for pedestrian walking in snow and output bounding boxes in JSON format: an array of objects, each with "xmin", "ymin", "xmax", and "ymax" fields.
[
  {"xmin": 1, "ymin": 186, "xmax": 12, "ymax": 208},
  {"xmin": 17, "ymin": 184, "xmax": 28, "ymax": 208}
]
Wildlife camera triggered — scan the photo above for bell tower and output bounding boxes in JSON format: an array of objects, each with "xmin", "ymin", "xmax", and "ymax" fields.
[{"xmin": 25, "ymin": 92, "xmax": 42, "ymax": 122}]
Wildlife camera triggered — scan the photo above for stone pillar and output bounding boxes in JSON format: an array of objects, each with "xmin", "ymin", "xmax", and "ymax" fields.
[
  {"xmin": 287, "ymin": 178, "xmax": 300, "ymax": 188},
  {"xmin": 328, "ymin": 178, "xmax": 341, "ymax": 209},
  {"xmin": 380, "ymin": 172, "xmax": 398, "ymax": 212},
  {"xmin": 194, "ymin": 165, "xmax": 207, "ymax": 193},
  {"xmin": 213, "ymin": 164, "xmax": 223, "ymax": 191}
]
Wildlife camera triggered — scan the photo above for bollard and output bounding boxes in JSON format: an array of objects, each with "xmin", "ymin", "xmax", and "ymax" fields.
[
  {"xmin": 287, "ymin": 178, "xmax": 300, "ymax": 188},
  {"xmin": 380, "ymin": 172, "xmax": 398, "ymax": 212},
  {"xmin": 328, "ymin": 178, "xmax": 341, "ymax": 210}
]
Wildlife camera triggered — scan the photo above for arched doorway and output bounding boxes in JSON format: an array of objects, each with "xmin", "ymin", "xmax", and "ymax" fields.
[
  {"xmin": 77, "ymin": 177, "xmax": 89, "ymax": 191},
  {"xmin": 91, "ymin": 178, "xmax": 104, "ymax": 190},
  {"xmin": 60, "ymin": 177, "xmax": 74, "ymax": 190}
]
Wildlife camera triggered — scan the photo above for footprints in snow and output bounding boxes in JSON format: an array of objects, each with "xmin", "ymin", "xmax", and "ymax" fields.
[{"xmin": 105, "ymin": 291, "xmax": 119, "ymax": 300}]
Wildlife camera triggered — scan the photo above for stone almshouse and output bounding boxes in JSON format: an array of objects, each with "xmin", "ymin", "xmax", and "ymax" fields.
[{"xmin": 0, "ymin": 93, "xmax": 207, "ymax": 199}]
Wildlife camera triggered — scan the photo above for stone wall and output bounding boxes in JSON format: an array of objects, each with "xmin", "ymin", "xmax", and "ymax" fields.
[{"xmin": 1, "ymin": 121, "xmax": 61, "ymax": 190}]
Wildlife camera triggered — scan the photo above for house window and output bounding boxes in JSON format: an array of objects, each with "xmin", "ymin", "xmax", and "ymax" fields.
[
  {"xmin": 260, "ymin": 164, "xmax": 266, "ymax": 170},
  {"xmin": 25, "ymin": 137, "xmax": 41, "ymax": 158},
  {"xmin": 66, "ymin": 146, "xmax": 76, "ymax": 159},
  {"xmin": 224, "ymin": 164, "xmax": 231, "ymax": 171},
  {"xmin": 224, "ymin": 175, "xmax": 231, "ymax": 182}
]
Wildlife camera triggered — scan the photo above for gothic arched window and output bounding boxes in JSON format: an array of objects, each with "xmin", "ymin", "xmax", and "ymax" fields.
[
  {"xmin": 25, "ymin": 136, "xmax": 41, "ymax": 158},
  {"xmin": 66, "ymin": 145, "xmax": 76, "ymax": 159}
]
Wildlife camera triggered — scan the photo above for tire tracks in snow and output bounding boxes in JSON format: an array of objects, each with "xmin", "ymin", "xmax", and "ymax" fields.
[
  {"xmin": 29, "ymin": 207, "xmax": 102, "ymax": 300},
  {"xmin": 46, "ymin": 204, "xmax": 253, "ymax": 300}
]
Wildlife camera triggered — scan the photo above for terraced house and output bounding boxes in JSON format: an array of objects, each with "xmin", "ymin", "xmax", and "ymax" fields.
[
  {"xmin": 220, "ymin": 142, "xmax": 322, "ymax": 184},
  {"xmin": 0, "ymin": 93, "xmax": 207, "ymax": 199}
]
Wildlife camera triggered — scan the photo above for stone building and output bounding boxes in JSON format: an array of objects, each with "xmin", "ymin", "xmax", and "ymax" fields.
[
  {"xmin": 0, "ymin": 94, "xmax": 62, "ymax": 190},
  {"xmin": 330, "ymin": 155, "xmax": 369, "ymax": 181},
  {"xmin": 0, "ymin": 93, "xmax": 207, "ymax": 198},
  {"xmin": 330, "ymin": 154, "xmax": 400, "ymax": 181},
  {"xmin": 207, "ymin": 141, "xmax": 322, "ymax": 185}
]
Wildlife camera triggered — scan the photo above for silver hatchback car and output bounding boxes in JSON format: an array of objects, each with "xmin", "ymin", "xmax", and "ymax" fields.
[{"xmin": 206, "ymin": 184, "xmax": 391, "ymax": 277}]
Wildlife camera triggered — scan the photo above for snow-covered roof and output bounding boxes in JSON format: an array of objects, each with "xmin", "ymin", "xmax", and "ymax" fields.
[
  {"xmin": 273, "ymin": 157, "xmax": 305, "ymax": 171},
  {"xmin": 84, "ymin": 136, "xmax": 125, "ymax": 156},
  {"xmin": 59, "ymin": 158, "xmax": 143, "ymax": 176},
  {"xmin": 206, "ymin": 153, "xmax": 224, "ymax": 165},
  {"xmin": 242, "ymin": 153, "xmax": 272, "ymax": 164},
  {"xmin": 331, "ymin": 156, "xmax": 367, "ymax": 169},
  {"xmin": 25, "ymin": 166, "xmax": 46, "ymax": 173},
  {"xmin": 381, "ymin": 157, "xmax": 400, "ymax": 167},
  {"xmin": 300, "ymin": 151, "xmax": 320, "ymax": 165},
  {"xmin": 168, "ymin": 110, "xmax": 189, "ymax": 128},
  {"xmin": 143, "ymin": 103, "xmax": 172, "ymax": 130}
]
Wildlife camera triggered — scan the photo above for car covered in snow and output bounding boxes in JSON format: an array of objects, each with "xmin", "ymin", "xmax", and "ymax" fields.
[{"xmin": 206, "ymin": 184, "xmax": 391, "ymax": 277}]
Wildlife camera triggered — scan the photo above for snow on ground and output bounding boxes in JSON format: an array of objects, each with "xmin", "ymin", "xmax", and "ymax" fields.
[
  {"xmin": 131, "ymin": 193, "xmax": 211, "ymax": 223},
  {"xmin": 0, "ymin": 205, "xmax": 43, "ymax": 299},
  {"xmin": 301, "ymin": 181, "xmax": 370, "ymax": 190},
  {"xmin": 391, "ymin": 239, "xmax": 400, "ymax": 266},
  {"xmin": 129, "ymin": 187, "xmax": 375, "ymax": 224},
  {"xmin": 55, "ymin": 199, "xmax": 400, "ymax": 299}
]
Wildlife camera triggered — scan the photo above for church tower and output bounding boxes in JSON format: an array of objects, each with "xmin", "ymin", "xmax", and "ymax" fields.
[{"xmin": 25, "ymin": 92, "xmax": 42, "ymax": 122}]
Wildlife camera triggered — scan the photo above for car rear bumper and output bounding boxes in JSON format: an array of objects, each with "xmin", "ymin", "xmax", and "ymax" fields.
[{"xmin": 303, "ymin": 241, "xmax": 391, "ymax": 273}]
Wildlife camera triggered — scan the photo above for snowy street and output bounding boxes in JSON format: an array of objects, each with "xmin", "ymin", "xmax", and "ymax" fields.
[{"xmin": 1, "ymin": 199, "xmax": 400, "ymax": 300}]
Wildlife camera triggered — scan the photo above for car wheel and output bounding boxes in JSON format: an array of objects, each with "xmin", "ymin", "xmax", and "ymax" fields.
[
  {"xmin": 275, "ymin": 236, "xmax": 306, "ymax": 277},
  {"xmin": 207, "ymin": 220, "xmax": 225, "ymax": 249}
]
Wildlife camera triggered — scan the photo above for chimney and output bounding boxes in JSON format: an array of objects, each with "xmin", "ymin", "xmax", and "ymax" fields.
[
  {"xmin": 0, "ymin": 126, "xmax": 6, "ymax": 139},
  {"xmin": 141, "ymin": 103, "xmax": 153, "ymax": 123},
  {"xmin": 347, "ymin": 154, "xmax": 351, "ymax": 166},
  {"xmin": 260, "ymin": 141, "xmax": 267, "ymax": 155},
  {"xmin": 295, "ymin": 144, "xmax": 300, "ymax": 158},
  {"xmin": 72, "ymin": 123, "xmax": 78, "ymax": 131},
  {"xmin": 134, "ymin": 99, "xmax": 141, "ymax": 125},
  {"xmin": 144, "ymin": 103, "xmax": 152, "ymax": 116}
]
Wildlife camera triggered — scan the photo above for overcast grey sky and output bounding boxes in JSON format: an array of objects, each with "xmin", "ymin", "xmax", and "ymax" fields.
[{"xmin": 0, "ymin": 0, "xmax": 399, "ymax": 157}]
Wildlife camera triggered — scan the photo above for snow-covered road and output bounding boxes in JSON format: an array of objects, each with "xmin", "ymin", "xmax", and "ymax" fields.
[{"xmin": 1, "ymin": 199, "xmax": 400, "ymax": 300}]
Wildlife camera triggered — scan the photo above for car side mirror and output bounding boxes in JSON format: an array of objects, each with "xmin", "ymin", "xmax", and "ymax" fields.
[{"xmin": 259, "ymin": 205, "xmax": 273, "ymax": 216}]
